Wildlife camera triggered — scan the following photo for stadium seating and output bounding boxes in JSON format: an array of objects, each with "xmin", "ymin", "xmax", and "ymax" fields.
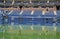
[
  {"xmin": 56, "ymin": 18, "xmax": 60, "ymax": 26},
  {"xmin": 9, "ymin": 10, "xmax": 20, "ymax": 16},
  {"xmin": 0, "ymin": 0, "xmax": 4, "ymax": 4},
  {"xmin": 0, "ymin": 9, "xmax": 60, "ymax": 26},
  {"xmin": 21, "ymin": 10, "xmax": 32, "ymax": 16},
  {"xmin": 13, "ymin": 18, "xmax": 20, "ymax": 25},
  {"xmin": 56, "ymin": 10, "xmax": 60, "ymax": 26},
  {"xmin": 34, "ymin": 10, "xmax": 42, "ymax": 16},
  {"xmin": 56, "ymin": 23, "xmax": 60, "ymax": 26},
  {"xmin": 0, "ymin": 14, "xmax": 3, "ymax": 25},
  {"xmin": 44, "ymin": 18, "xmax": 54, "ymax": 26},
  {"xmin": 42, "ymin": 10, "xmax": 56, "ymax": 17},
  {"xmin": 5, "ymin": 2, "xmax": 12, "ymax": 5},
  {"xmin": 3, "ymin": 16, "xmax": 11, "ymax": 25},
  {"xmin": 57, "ymin": 10, "xmax": 60, "ymax": 16}
]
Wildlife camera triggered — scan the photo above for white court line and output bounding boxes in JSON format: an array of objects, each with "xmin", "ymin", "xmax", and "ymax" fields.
[
  {"xmin": 8, "ymin": 10, "xmax": 13, "ymax": 15},
  {"xmin": 20, "ymin": 10, "xmax": 23, "ymax": 15},
  {"xmin": 31, "ymin": 10, "xmax": 34, "ymax": 15},
  {"xmin": 54, "ymin": 11, "xmax": 57, "ymax": 15}
]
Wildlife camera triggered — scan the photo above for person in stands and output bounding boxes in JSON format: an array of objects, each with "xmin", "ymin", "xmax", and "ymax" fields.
[{"xmin": 19, "ymin": 5, "xmax": 23, "ymax": 10}]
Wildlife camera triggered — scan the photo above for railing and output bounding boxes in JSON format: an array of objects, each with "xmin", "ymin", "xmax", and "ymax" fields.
[{"xmin": 0, "ymin": 25, "xmax": 57, "ymax": 31}]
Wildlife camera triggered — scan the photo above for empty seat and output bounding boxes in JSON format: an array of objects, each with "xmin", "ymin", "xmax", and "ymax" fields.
[
  {"xmin": 21, "ymin": 18, "xmax": 32, "ymax": 25},
  {"xmin": 46, "ymin": 11, "xmax": 54, "ymax": 15},
  {"xmin": 9, "ymin": 10, "xmax": 20, "ymax": 16},
  {"xmin": 14, "ymin": 18, "xmax": 20, "ymax": 25},
  {"xmin": 44, "ymin": 18, "xmax": 54, "ymax": 26},
  {"xmin": 33, "ymin": 10, "xmax": 42, "ymax": 16},
  {"xmin": 49, "ymin": 0, "xmax": 57, "ymax": 4},
  {"xmin": 32, "ymin": 1, "xmax": 40, "ymax": 5},
  {"xmin": 39, "ymin": 18, "xmax": 54, "ymax": 26},
  {"xmin": 56, "ymin": 18, "xmax": 60, "ymax": 26},
  {"xmin": 0, "ymin": 10, "xmax": 3, "ymax": 14},
  {"xmin": 3, "ymin": 16, "xmax": 11, "ymax": 25},
  {"xmin": 56, "ymin": 23, "xmax": 60, "ymax": 26},
  {"xmin": 0, "ymin": 14, "xmax": 3, "ymax": 25},
  {"xmin": 15, "ymin": 1, "xmax": 22, "ymax": 4},
  {"xmin": 32, "ymin": 18, "xmax": 42, "ymax": 25},
  {"xmin": 21, "ymin": 10, "xmax": 32, "ymax": 16},
  {"xmin": 43, "ymin": 11, "xmax": 55, "ymax": 17},
  {"xmin": 0, "ymin": 0, "xmax": 4, "ymax": 4},
  {"xmin": 5, "ymin": 0, "xmax": 12, "ymax": 5},
  {"xmin": 57, "ymin": 10, "xmax": 60, "ymax": 16},
  {"xmin": 5, "ymin": 2, "xmax": 12, "ymax": 5}
]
